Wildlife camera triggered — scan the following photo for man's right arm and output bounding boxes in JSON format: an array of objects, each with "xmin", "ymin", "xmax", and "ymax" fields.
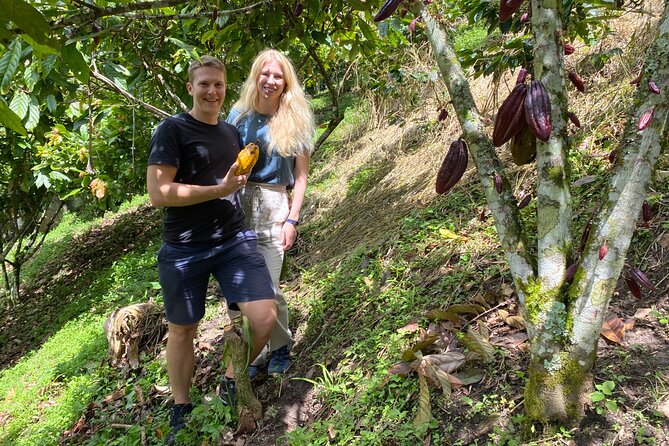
[{"xmin": 147, "ymin": 164, "xmax": 247, "ymax": 208}]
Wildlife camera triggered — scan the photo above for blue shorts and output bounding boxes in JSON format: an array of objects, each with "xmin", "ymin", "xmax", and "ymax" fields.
[{"xmin": 157, "ymin": 229, "xmax": 275, "ymax": 325}]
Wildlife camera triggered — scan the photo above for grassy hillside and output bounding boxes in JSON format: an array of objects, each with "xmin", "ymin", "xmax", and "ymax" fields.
[{"xmin": 1, "ymin": 6, "xmax": 668, "ymax": 445}]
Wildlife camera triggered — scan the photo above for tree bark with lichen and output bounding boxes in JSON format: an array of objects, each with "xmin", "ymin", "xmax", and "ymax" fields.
[
  {"xmin": 222, "ymin": 316, "xmax": 262, "ymax": 433},
  {"xmin": 414, "ymin": 0, "xmax": 669, "ymax": 428}
]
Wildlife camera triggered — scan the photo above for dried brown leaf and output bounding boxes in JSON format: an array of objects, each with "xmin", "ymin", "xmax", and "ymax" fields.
[
  {"xmin": 414, "ymin": 374, "xmax": 432, "ymax": 428},
  {"xmin": 452, "ymin": 368, "xmax": 485, "ymax": 386},
  {"xmin": 499, "ymin": 283, "xmax": 514, "ymax": 297},
  {"xmin": 425, "ymin": 308, "xmax": 465, "ymax": 324},
  {"xmin": 447, "ymin": 303, "xmax": 486, "ymax": 315},
  {"xmin": 422, "ymin": 352, "xmax": 466, "ymax": 374},
  {"xmin": 387, "ymin": 362, "xmax": 415, "ymax": 377},
  {"xmin": 633, "ymin": 308, "xmax": 652, "ymax": 320},
  {"xmin": 460, "ymin": 328, "xmax": 495, "ymax": 362},
  {"xmin": 490, "ymin": 332, "xmax": 529, "ymax": 349},
  {"xmin": 402, "ymin": 334, "xmax": 439, "ymax": 362},
  {"xmin": 471, "ymin": 292, "xmax": 493, "ymax": 308},
  {"xmin": 600, "ymin": 312, "xmax": 626, "ymax": 344},
  {"xmin": 398, "ymin": 321, "xmax": 420, "ymax": 334},
  {"xmin": 505, "ymin": 315, "xmax": 526, "ymax": 329}
]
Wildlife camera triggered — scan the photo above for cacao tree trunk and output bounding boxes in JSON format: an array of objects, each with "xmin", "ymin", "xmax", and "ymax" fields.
[{"xmin": 416, "ymin": 0, "xmax": 669, "ymax": 426}]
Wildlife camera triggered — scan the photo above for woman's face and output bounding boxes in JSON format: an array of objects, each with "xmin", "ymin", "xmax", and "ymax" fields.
[{"xmin": 257, "ymin": 59, "xmax": 285, "ymax": 102}]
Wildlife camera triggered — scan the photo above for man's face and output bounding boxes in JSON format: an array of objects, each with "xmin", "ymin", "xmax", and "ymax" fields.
[{"xmin": 187, "ymin": 66, "xmax": 226, "ymax": 120}]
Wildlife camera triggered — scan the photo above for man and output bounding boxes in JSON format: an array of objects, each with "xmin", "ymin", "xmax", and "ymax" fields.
[{"xmin": 146, "ymin": 55, "xmax": 277, "ymax": 444}]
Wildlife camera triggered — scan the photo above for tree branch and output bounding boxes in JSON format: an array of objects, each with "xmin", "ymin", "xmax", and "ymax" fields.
[
  {"xmin": 139, "ymin": 58, "xmax": 189, "ymax": 113},
  {"xmin": 417, "ymin": 6, "xmax": 536, "ymax": 297},
  {"xmin": 90, "ymin": 63, "xmax": 171, "ymax": 119},
  {"xmin": 531, "ymin": 0, "xmax": 572, "ymax": 290},
  {"xmin": 570, "ymin": 1, "xmax": 669, "ymax": 352},
  {"xmin": 53, "ymin": 0, "xmax": 273, "ymax": 28}
]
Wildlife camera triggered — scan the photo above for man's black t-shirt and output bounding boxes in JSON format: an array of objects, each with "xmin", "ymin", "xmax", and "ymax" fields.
[{"xmin": 148, "ymin": 112, "xmax": 246, "ymax": 245}]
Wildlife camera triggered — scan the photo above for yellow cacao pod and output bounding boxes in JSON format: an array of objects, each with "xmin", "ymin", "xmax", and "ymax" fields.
[{"xmin": 234, "ymin": 142, "xmax": 260, "ymax": 175}]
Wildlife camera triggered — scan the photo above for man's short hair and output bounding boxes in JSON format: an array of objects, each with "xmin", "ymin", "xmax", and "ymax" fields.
[{"xmin": 188, "ymin": 55, "xmax": 226, "ymax": 83}]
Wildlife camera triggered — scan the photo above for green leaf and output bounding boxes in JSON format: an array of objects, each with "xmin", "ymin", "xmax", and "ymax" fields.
[
  {"xmin": 358, "ymin": 19, "xmax": 377, "ymax": 42},
  {"xmin": 61, "ymin": 43, "xmax": 89, "ymax": 83},
  {"xmin": 0, "ymin": 0, "xmax": 56, "ymax": 48},
  {"xmin": 600, "ymin": 380, "xmax": 615, "ymax": 395},
  {"xmin": 34, "ymin": 171, "xmax": 51, "ymax": 189},
  {"xmin": 0, "ymin": 39, "xmax": 22, "ymax": 93},
  {"xmin": 604, "ymin": 400, "xmax": 618, "ymax": 412},
  {"xmin": 9, "ymin": 90, "xmax": 29, "ymax": 119},
  {"xmin": 311, "ymin": 30, "xmax": 331, "ymax": 46},
  {"xmin": 46, "ymin": 94, "xmax": 57, "ymax": 113},
  {"xmin": 347, "ymin": 0, "xmax": 369, "ymax": 10},
  {"xmin": 0, "ymin": 97, "xmax": 26, "ymax": 135},
  {"xmin": 590, "ymin": 391, "xmax": 605, "ymax": 402},
  {"xmin": 23, "ymin": 62, "xmax": 38, "ymax": 91},
  {"xmin": 61, "ymin": 188, "xmax": 82, "ymax": 199},
  {"xmin": 165, "ymin": 37, "xmax": 200, "ymax": 60},
  {"xmin": 25, "ymin": 95, "xmax": 39, "ymax": 131},
  {"xmin": 49, "ymin": 170, "xmax": 70, "ymax": 182},
  {"xmin": 19, "ymin": 33, "xmax": 59, "ymax": 56}
]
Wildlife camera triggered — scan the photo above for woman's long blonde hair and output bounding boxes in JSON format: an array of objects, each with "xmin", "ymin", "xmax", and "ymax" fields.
[{"xmin": 232, "ymin": 49, "xmax": 315, "ymax": 157}]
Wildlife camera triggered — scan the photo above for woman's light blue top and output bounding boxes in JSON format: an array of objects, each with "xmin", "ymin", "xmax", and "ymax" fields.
[{"xmin": 227, "ymin": 108, "xmax": 296, "ymax": 187}]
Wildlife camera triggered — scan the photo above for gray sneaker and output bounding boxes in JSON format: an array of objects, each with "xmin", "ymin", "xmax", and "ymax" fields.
[{"xmin": 267, "ymin": 346, "xmax": 291, "ymax": 375}]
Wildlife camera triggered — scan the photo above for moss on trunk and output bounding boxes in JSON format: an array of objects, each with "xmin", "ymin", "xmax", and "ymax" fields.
[{"xmin": 524, "ymin": 349, "xmax": 595, "ymax": 426}]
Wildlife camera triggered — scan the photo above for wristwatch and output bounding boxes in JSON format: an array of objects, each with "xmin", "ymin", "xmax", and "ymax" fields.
[{"xmin": 285, "ymin": 218, "xmax": 299, "ymax": 226}]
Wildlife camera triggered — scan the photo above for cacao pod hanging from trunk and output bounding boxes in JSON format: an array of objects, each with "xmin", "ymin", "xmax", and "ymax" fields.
[
  {"xmin": 567, "ymin": 111, "xmax": 581, "ymax": 128},
  {"xmin": 629, "ymin": 266, "xmax": 656, "ymax": 291},
  {"xmin": 642, "ymin": 200, "xmax": 651, "ymax": 223},
  {"xmin": 509, "ymin": 125, "xmax": 537, "ymax": 165},
  {"xmin": 648, "ymin": 80, "xmax": 661, "ymax": 94},
  {"xmin": 374, "ymin": 0, "xmax": 402, "ymax": 21},
  {"xmin": 568, "ymin": 71, "xmax": 585, "ymax": 92},
  {"xmin": 625, "ymin": 277, "xmax": 642, "ymax": 299},
  {"xmin": 494, "ymin": 174, "xmax": 503, "ymax": 194},
  {"xmin": 435, "ymin": 138, "xmax": 468, "ymax": 194},
  {"xmin": 492, "ymin": 83, "xmax": 528, "ymax": 147},
  {"xmin": 638, "ymin": 107, "xmax": 654, "ymax": 130},
  {"xmin": 516, "ymin": 67, "xmax": 528, "ymax": 84},
  {"xmin": 500, "ymin": 0, "xmax": 524, "ymax": 22},
  {"xmin": 517, "ymin": 194, "xmax": 532, "ymax": 209},
  {"xmin": 524, "ymin": 80, "xmax": 552, "ymax": 142}
]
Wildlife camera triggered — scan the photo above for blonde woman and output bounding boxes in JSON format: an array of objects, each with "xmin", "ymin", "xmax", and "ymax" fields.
[{"xmin": 227, "ymin": 49, "xmax": 315, "ymax": 378}]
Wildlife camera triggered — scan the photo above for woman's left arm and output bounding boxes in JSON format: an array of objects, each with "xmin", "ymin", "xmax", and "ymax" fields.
[{"xmin": 282, "ymin": 152, "xmax": 309, "ymax": 250}]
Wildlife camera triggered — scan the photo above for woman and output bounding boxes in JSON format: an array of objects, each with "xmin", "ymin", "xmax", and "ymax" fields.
[{"xmin": 227, "ymin": 49, "xmax": 315, "ymax": 378}]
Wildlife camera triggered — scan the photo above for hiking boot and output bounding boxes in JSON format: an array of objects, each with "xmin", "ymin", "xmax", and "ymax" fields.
[
  {"xmin": 267, "ymin": 346, "xmax": 291, "ymax": 375},
  {"xmin": 166, "ymin": 402, "xmax": 193, "ymax": 445},
  {"xmin": 219, "ymin": 376, "xmax": 236, "ymax": 407}
]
